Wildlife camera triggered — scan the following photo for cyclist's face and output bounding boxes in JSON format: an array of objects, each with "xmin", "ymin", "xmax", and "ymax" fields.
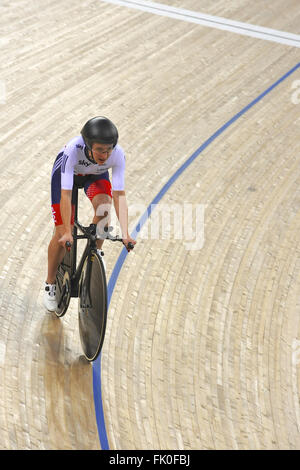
[{"xmin": 90, "ymin": 143, "xmax": 114, "ymax": 164}]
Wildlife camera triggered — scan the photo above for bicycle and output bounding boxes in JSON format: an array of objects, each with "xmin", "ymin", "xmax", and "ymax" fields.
[{"xmin": 54, "ymin": 177, "xmax": 134, "ymax": 362}]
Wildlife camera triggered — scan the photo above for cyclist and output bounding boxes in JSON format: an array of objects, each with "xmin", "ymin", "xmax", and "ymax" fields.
[{"xmin": 44, "ymin": 116, "xmax": 136, "ymax": 312}]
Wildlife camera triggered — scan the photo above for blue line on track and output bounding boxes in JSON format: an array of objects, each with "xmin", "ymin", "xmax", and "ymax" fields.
[{"xmin": 92, "ymin": 61, "xmax": 300, "ymax": 450}]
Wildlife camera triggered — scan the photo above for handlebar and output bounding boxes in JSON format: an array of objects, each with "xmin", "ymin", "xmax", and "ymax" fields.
[
  {"xmin": 101, "ymin": 226, "xmax": 135, "ymax": 251},
  {"xmin": 65, "ymin": 226, "xmax": 134, "ymax": 251},
  {"xmin": 110, "ymin": 238, "xmax": 135, "ymax": 251}
]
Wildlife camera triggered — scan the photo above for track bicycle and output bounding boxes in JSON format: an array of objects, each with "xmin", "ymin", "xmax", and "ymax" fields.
[{"xmin": 54, "ymin": 177, "xmax": 134, "ymax": 362}]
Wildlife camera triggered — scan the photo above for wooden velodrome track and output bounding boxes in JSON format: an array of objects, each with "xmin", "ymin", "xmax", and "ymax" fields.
[{"xmin": 0, "ymin": 0, "xmax": 300, "ymax": 450}]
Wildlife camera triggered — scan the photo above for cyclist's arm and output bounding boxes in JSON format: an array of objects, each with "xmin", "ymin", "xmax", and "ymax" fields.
[
  {"xmin": 60, "ymin": 190, "xmax": 73, "ymax": 235},
  {"xmin": 113, "ymin": 190, "xmax": 128, "ymax": 237},
  {"xmin": 113, "ymin": 190, "xmax": 136, "ymax": 250},
  {"xmin": 59, "ymin": 143, "xmax": 77, "ymax": 245},
  {"xmin": 111, "ymin": 148, "xmax": 136, "ymax": 250}
]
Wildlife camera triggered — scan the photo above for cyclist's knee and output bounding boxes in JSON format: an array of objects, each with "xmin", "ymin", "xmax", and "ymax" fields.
[{"xmin": 93, "ymin": 194, "xmax": 112, "ymax": 218}]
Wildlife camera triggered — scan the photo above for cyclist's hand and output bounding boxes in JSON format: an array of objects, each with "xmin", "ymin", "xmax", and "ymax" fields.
[
  {"xmin": 123, "ymin": 236, "xmax": 136, "ymax": 252},
  {"xmin": 58, "ymin": 232, "xmax": 73, "ymax": 250}
]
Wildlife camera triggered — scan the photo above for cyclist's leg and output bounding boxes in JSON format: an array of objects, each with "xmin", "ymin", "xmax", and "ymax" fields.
[
  {"xmin": 84, "ymin": 174, "xmax": 112, "ymax": 250},
  {"xmin": 92, "ymin": 193, "xmax": 112, "ymax": 250},
  {"xmin": 47, "ymin": 159, "xmax": 75, "ymax": 284}
]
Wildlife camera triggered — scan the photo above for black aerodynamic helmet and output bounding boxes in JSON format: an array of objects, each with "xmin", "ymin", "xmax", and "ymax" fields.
[{"xmin": 81, "ymin": 116, "xmax": 119, "ymax": 149}]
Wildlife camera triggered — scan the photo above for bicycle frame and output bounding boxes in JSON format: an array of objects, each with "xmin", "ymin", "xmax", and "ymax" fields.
[
  {"xmin": 67, "ymin": 182, "xmax": 133, "ymax": 298},
  {"xmin": 55, "ymin": 181, "xmax": 132, "ymax": 360}
]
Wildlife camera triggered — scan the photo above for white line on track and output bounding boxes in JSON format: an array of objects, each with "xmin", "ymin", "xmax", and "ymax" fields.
[{"xmin": 101, "ymin": 0, "xmax": 300, "ymax": 48}]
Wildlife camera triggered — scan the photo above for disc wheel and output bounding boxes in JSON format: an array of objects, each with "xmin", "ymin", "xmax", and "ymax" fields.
[{"xmin": 78, "ymin": 251, "xmax": 107, "ymax": 362}]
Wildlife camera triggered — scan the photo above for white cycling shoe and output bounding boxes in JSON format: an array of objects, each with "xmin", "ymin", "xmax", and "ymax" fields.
[{"xmin": 44, "ymin": 282, "xmax": 58, "ymax": 312}]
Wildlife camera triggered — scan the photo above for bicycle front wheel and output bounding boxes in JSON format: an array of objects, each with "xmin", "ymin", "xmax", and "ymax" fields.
[{"xmin": 78, "ymin": 251, "xmax": 107, "ymax": 362}]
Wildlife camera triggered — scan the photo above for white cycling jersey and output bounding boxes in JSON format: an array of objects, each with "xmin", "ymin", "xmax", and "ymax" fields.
[{"xmin": 57, "ymin": 135, "xmax": 125, "ymax": 191}]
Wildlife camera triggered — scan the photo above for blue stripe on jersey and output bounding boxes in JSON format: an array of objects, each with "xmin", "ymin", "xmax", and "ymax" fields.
[
  {"xmin": 51, "ymin": 152, "xmax": 63, "ymax": 177},
  {"xmin": 51, "ymin": 158, "xmax": 63, "ymax": 176}
]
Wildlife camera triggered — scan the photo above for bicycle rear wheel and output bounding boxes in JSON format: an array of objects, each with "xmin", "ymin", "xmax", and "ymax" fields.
[
  {"xmin": 78, "ymin": 251, "xmax": 107, "ymax": 361},
  {"xmin": 55, "ymin": 246, "xmax": 72, "ymax": 317}
]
